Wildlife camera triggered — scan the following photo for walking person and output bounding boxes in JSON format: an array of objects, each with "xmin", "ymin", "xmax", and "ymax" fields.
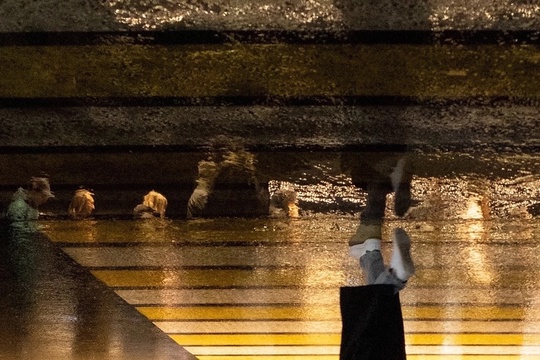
[
  {"xmin": 340, "ymin": 154, "xmax": 415, "ymax": 359},
  {"xmin": 340, "ymin": 227, "xmax": 415, "ymax": 360}
]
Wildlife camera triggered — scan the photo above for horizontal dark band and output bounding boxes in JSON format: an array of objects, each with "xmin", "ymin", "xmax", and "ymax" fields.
[
  {"xmin": 2, "ymin": 143, "xmax": 533, "ymax": 154},
  {"xmin": 0, "ymin": 96, "xmax": 536, "ymax": 108},
  {"xmin": 0, "ymin": 30, "xmax": 540, "ymax": 46}
]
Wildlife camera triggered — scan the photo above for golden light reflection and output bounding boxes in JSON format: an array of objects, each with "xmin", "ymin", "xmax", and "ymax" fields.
[
  {"xmin": 102, "ymin": 0, "xmax": 540, "ymax": 31},
  {"xmin": 104, "ymin": 0, "xmax": 341, "ymax": 30},
  {"xmin": 464, "ymin": 244, "xmax": 493, "ymax": 285},
  {"xmin": 459, "ymin": 196, "xmax": 494, "ymax": 285},
  {"xmin": 464, "ymin": 198, "xmax": 484, "ymax": 220}
]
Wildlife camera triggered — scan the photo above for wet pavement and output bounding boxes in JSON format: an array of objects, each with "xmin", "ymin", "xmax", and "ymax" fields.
[
  {"xmin": 0, "ymin": 147, "xmax": 539, "ymax": 359},
  {"xmin": 22, "ymin": 192, "xmax": 540, "ymax": 360},
  {"xmin": 0, "ymin": 223, "xmax": 196, "ymax": 360},
  {"xmin": 3, "ymin": 2, "xmax": 540, "ymax": 359},
  {"xmin": 1, "ymin": 149, "xmax": 540, "ymax": 359}
]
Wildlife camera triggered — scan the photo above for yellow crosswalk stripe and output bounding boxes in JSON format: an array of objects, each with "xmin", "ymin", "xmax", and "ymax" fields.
[
  {"xmin": 407, "ymin": 333, "xmax": 540, "ymax": 345},
  {"xmin": 92, "ymin": 267, "xmax": 538, "ymax": 289},
  {"xmin": 169, "ymin": 333, "xmax": 540, "ymax": 346},
  {"xmin": 63, "ymin": 244, "xmax": 540, "ymax": 268},
  {"xmin": 171, "ymin": 333, "xmax": 341, "ymax": 346},
  {"xmin": 136, "ymin": 305, "xmax": 536, "ymax": 321},
  {"xmin": 91, "ymin": 269, "xmax": 345, "ymax": 287},
  {"xmin": 183, "ymin": 345, "xmax": 540, "ymax": 356},
  {"xmin": 137, "ymin": 306, "xmax": 339, "ymax": 320},
  {"xmin": 154, "ymin": 319, "xmax": 540, "ymax": 334},
  {"xmin": 406, "ymin": 357, "xmax": 540, "ymax": 360},
  {"xmin": 196, "ymin": 356, "xmax": 540, "ymax": 360},
  {"xmin": 197, "ymin": 357, "xmax": 338, "ymax": 360}
]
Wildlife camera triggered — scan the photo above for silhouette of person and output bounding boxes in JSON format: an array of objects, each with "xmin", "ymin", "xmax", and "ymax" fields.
[
  {"xmin": 340, "ymin": 154, "xmax": 415, "ymax": 360},
  {"xmin": 340, "ymin": 227, "xmax": 415, "ymax": 360},
  {"xmin": 6, "ymin": 176, "xmax": 54, "ymax": 221},
  {"xmin": 187, "ymin": 141, "xmax": 269, "ymax": 218},
  {"xmin": 346, "ymin": 152, "xmax": 412, "ymax": 245}
]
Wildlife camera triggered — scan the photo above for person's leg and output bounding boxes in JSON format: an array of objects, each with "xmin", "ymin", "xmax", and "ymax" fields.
[
  {"xmin": 360, "ymin": 181, "xmax": 392, "ymax": 226},
  {"xmin": 372, "ymin": 267, "xmax": 408, "ymax": 293},
  {"xmin": 389, "ymin": 227, "xmax": 415, "ymax": 281},
  {"xmin": 350, "ymin": 228, "xmax": 415, "ymax": 293},
  {"xmin": 373, "ymin": 228, "xmax": 415, "ymax": 293},
  {"xmin": 349, "ymin": 180, "xmax": 391, "ymax": 249},
  {"xmin": 391, "ymin": 156, "xmax": 412, "ymax": 217},
  {"xmin": 350, "ymin": 237, "xmax": 385, "ymax": 282},
  {"xmin": 359, "ymin": 249, "xmax": 386, "ymax": 285}
]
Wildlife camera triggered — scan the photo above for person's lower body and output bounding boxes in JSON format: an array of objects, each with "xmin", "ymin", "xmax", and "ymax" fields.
[
  {"xmin": 340, "ymin": 156, "xmax": 413, "ymax": 359},
  {"xmin": 339, "ymin": 285, "xmax": 407, "ymax": 360},
  {"xmin": 349, "ymin": 181, "xmax": 390, "ymax": 247},
  {"xmin": 341, "ymin": 228, "xmax": 412, "ymax": 359},
  {"xmin": 340, "ymin": 228, "xmax": 413, "ymax": 359},
  {"xmin": 349, "ymin": 228, "xmax": 415, "ymax": 293},
  {"xmin": 349, "ymin": 155, "xmax": 412, "ymax": 245}
]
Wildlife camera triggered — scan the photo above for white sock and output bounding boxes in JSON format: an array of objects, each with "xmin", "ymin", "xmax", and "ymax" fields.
[{"xmin": 349, "ymin": 238, "xmax": 381, "ymax": 260}]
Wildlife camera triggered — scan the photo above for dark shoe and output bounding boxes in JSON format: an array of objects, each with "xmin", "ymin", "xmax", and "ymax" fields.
[
  {"xmin": 391, "ymin": 158, "xmax": 412, "ymax": 217},
  {"xmin": 349, "ymin": 224, "xmax": 382, "ymax": 246}
]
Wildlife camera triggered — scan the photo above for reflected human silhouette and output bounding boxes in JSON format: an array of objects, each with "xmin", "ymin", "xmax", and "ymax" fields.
[
  {"xmin": 340, "ymin": 152, "xmax": 415, "ymax": 360},
  {"xmin": 269, "ymin": 188, "xmax": 299, "ymax": 218},
  {"xmin": 344, "ymin": 152, "xmax": 413, "ymax": 246},
  {"xmin": 187, "ymin": 144, "xmax": 269, "ymax": 218},
  {"xmin": 5, "ymin": 176, "xmax": 54, "ymax": 221},
  {"xmin": 134, "ymin": 190, "xmax": 168, "ymax": 219},
  {"xmin": 68, "ymin": 188, "xmax": 95, "ymax": 219}
]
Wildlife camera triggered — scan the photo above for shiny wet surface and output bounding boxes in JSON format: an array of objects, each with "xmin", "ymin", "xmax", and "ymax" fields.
[
  {"xmin": 3, "ymin": 149, "xmax": 540, "ymax": 359},
  {"xmin": 0, "ymin": 223, "xmax": 195, "ymax": 360},
  {"xmin": 33, "ymin": 213, "xmax": 540, "ymax": 360}
]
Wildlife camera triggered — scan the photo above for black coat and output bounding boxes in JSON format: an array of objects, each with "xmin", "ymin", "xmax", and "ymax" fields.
[{"xmin": 340, "ymin": 285, "xmax": 407, "ymax": 360}]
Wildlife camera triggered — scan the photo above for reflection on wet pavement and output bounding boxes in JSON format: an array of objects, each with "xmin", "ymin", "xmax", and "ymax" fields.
[
  {"xmin": 1, "ymin": 148, "xmax": 538, "ymax": 359},
  {"xmin": 40, "ymin": 212, "xmax": 540, "ymax": 359},
  {"xmin": 4, "ymin": 0, "xmax": 540, "ymax": 357},
  {"xmin": 0, "ymin": 224, "xmax": 195, "ymax": 360}
]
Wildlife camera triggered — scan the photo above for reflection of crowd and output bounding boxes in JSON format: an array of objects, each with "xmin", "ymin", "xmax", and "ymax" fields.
[
  {"xmin": 2, "ymin": 176, "xmax": 170, "ymax": 221},
  {"xmin": 2, "ymin": 149, "xmax": 299, "ymax": 221},
  {"xmin": 134, "ymin": 190, "xmax": 168, "ymax": 219}
]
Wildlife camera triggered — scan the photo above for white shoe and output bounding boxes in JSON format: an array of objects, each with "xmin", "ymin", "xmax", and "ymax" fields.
[
  {"xmin": 390, "ymin": 228, "xmax": 415, "ymax": 281},
  {"xmin": 349, "ymin": 238, "xmax": 381, "ymax": 260}
]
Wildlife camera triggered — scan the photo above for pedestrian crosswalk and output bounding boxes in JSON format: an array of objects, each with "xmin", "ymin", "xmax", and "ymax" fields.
[{"xmin": 41, "ymin": 217, "xmax": 540, "ymax": 359}]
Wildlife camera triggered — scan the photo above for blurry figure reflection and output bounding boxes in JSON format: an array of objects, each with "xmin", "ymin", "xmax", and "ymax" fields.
[
  {"xmin": 68, "ymin": 187, "xmax": 95, "ymax": 220},
  {"xmin": 187, "ymin": 141, "xmax": 269, "ymax": 218},
  {"xmin": 340, "ymin": 152, "xmax": 414, "ymax": 359},
  {"xmin": 343, "ymin": 151, "xmax": 412, "ymax": 244},
  {"xmin": 134, "ymin": 190, "xmax": 168, "ymax": 219},
  {"xmin": 269, "ymin": 187, "xmax": 299, "ymax": 218},
  {"xmin": 6, "ymin": 176, "xmax": 54, "ymax": 221}
]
